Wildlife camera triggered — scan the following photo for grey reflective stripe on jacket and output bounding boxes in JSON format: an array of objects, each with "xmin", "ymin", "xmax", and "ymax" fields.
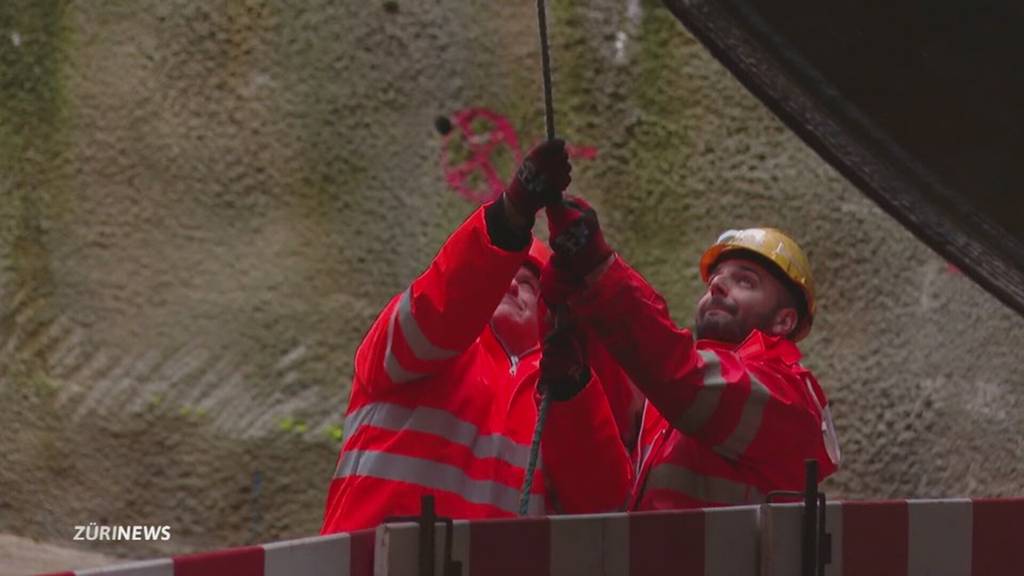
[
  {"xmin": 713, "ymin": 371, "xmax": 770, "ymax": 461},
  {"xmin": 383, "ymin": 287, "xmax": 461, "ymax": 384},
  {"xmin": 673, "ymin": 350, "xmax": 726, "ymax": 435},
  {"xmin": 338, "ymin": 401, "xmax": 544, "ymax": 515},
  {"xmin": 670, "ymin": 349, "xmax": 772, "ymax": 462},
  {"xmin": 335, "ymin": 450, "xmax": 545, "ymax": 516},
  {"xmin": 343, "ymin": 402, "xmax": 538, "ymax": 471},
  {"xmin": 644, "ymin": 462, "xmax": 764, "ymax": 505}
]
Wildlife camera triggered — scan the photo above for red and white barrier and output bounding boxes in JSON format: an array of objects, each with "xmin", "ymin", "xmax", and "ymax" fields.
[
  {"xmin": 374, "ymin": 506, "xmax": 761, "ymax": 576},
  {"xmin": 761, "ymin": 498, "xmax": 1024, "ymax": 575},
  {"xmin": 40, "ymin": 530, "xmax": 375, "ymax": 576},
  {"xmin": 36, "ymin": 499, "xmax": 1024, "ymax": 576}
]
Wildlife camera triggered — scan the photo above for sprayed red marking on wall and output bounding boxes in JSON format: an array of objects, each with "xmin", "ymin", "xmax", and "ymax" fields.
[
  {"xmin": 440, "ymin": 108, "xmax": 598, "ymax": 204},
  {"xmin": 441, "ymin": 108, "xmax": 523, "ymax": 205}
]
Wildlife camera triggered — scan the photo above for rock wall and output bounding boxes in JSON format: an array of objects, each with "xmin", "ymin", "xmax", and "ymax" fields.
[{"xmin": 2, "ymin": 0, "xmax": 1022, "ymax": 560}]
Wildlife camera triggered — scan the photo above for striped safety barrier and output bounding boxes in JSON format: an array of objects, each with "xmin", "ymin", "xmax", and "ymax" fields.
[
  {"xmin": 35, "ymin": 499, "xmax": 1024, "ymax": 576},
  {"xmin": 761, "ymin": 498, "xmax": 1024, "ymax": 576},
  {"xmin": 37, "ymin": 530, "xmax": 375, "ymax": 576},
  {"xmin": 375, "ymin": 506, "xmax": 760, "ymax": 576}
]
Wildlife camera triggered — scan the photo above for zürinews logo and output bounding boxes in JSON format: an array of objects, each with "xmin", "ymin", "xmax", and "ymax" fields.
[{"xmin": 74, "ymin": 523, "xmax": 172, "ymax": 542}]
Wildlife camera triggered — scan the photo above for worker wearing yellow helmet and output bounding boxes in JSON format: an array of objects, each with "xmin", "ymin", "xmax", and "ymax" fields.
[
  {"xmin": 696, "ymin": 227, "xmax": 816, "ymax": 343},
  {"xmin": 537, "ymin": 197, "xmax": 840, "ymax": 513}
]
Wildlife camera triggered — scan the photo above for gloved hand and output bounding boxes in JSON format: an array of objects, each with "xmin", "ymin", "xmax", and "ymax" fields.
[
  {"xmin": 504, "ymin": 139, "xmax": 572, "ymax": 224},
  {"xmin": 539, "ymin": 257, "xmax": 583, "ymax": 308},
  {"xmin": 539, "ymin": 311, "xmax": 591, "ymax": 402},
  {"xmin": 546, "ymin": 196, "xmax": 613, "ymax": 279}
]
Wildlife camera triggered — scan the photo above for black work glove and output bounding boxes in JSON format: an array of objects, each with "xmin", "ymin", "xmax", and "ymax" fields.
[
  {"xmin": 504, "ymin": 139, "xmax": 572, "ymax": 225},
  {"xmin": 538, "ymin": 311, "xmax": 591, "ymax": 402},
  {"xmin": 545, "ymin": 196, "xmax": 614, "ymax": 280}
]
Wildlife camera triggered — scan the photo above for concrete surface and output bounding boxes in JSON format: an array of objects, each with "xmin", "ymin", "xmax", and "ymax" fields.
[{"xmin": 2, "ymin": 0, "xmax": 1022, "ymax": 563}]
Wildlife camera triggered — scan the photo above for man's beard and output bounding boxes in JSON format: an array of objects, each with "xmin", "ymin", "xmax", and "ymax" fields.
[
  {"xmin": 695, "ymin": 314, "xmax": 749, "ymax": 343},
  {"xmin": 695, "ymin": 302, "xmax": 775, "ymax": 344}
]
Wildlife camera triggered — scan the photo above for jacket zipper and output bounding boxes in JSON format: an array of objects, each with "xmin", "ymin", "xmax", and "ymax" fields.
[
  {"xmin": 631, "ymin": 404, "xmax": 668, "ymax": 508},
  {"xmin": 634, "ymin": 402, "xmax": 649, "ymax": 476},
  {"xmin": 489, "ymin": 322, "xmax": 538, "ymax": 377}
]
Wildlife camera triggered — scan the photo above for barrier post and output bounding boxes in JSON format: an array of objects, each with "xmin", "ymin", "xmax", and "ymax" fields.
[
  {"xmin": 382, "ymin": 496, "xmax": 461, "ymax": 576},
  {"xmin": 767, "ymin": 459, "xmax": 830, "ymax": 576},
  {"xmin": 802, "ymin": 460, "xmax": 818, "ymax": 576}
]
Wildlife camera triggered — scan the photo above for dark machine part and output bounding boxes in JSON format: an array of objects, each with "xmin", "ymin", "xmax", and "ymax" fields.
[{"xmin": 662, "ymin": 0, "xmax": 1024, "ymax": 317}]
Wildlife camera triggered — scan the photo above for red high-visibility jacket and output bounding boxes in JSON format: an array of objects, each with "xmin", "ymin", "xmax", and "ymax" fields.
[
  {"xmin": 321, "ymin": 207, "xmax": 630, "ymax": 534},
  {"xmin": 544, "ymin": 256, "xmax": 840, "ymax": 511}
]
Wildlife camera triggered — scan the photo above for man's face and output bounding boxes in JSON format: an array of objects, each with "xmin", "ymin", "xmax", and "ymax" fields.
[
  {"xmin": 695, "ymin": 256, "xmax": 796, "ymax": 343},
  {"xmin": 492, "ymin": 265, "xmax": 541, "ymax": 332}
]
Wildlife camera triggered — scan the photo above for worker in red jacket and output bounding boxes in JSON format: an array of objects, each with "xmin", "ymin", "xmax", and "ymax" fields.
[
  {"xmin": 539, "ymin": 198, "xmax": 841, "ymax": 511},
  {"xmin": 321, "ymin": 144, "xmax": 630, "ymax": 533}
]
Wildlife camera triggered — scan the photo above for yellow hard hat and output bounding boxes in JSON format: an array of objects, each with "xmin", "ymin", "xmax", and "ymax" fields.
[{"xmin": 699, "ymin": 228, "xmax": 816, "ymax": 341}]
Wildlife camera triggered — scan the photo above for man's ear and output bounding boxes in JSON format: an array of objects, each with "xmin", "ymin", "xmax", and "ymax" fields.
[
  {"xmin": 538, "ymin": 302, "xmax": 556, "ymax": 336},
  {"xmin": 768, "ymin": 307, "xmax": 799, "ymax": 338}
]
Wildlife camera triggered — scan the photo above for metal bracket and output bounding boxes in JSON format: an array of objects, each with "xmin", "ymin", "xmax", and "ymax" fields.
[
  {"xmin": 384, "ymin": 495, "xmax": 462, "ymax": 576},
  {"xmin": 766, "ymin": 460, "xmax": 830, "ymax": 576}
]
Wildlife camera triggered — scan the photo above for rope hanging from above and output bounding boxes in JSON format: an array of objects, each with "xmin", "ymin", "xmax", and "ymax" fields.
[
  {"xmin": 537, "ymin": 0, "xmax": 556, "ymax": 141},
  {"xmin": 518, "ymin": 0, "xmax": 559, "ymax": 517}
]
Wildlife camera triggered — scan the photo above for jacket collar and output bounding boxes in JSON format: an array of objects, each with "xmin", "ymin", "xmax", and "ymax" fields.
[{"xmin": 698, "ymin": 330, "xmax": 802, "ymax": 365}]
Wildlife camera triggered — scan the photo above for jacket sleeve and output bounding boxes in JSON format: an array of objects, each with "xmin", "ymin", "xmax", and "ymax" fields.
[
  {"xmin": 540, "ymin": 372, "xmax": 633, "ymax": 514},
  {"xmin": 354, "ymin": 206, "xmax": 528, "ymax": 396},
  {"xmin": 570, "ymin": 257, "xmax": 828, "ymax": 472},
  {"xmin": 586, "ymin": 331, "xmax": 644, "ymax": 450}
]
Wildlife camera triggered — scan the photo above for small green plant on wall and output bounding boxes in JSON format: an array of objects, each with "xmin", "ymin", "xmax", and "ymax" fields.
[
  {"xmin": 277, "ymin": 415, "xmax": 308, "ymax": 435},
  {"xmin": 324, "ymin": 423, "xmax": 344, "ymax": 445}
]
